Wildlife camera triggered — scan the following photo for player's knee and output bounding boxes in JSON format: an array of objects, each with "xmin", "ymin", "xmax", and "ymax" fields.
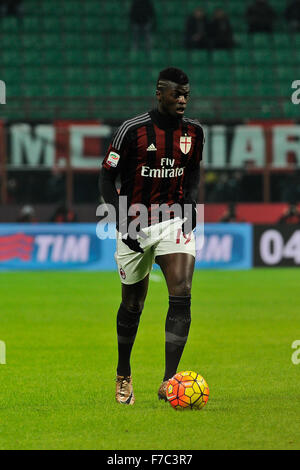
[
  {"xmin": 169, "ymin": 279, "xmax": 192, "ymax": 297},
  {"xmin": 122, "ymin": 299, "xmax": 144, "ymax": 315}
]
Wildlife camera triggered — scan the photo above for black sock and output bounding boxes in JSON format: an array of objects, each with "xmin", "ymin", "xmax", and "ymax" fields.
[
  {"xmin": 116, "ymin": 302, "xmax": 142, "ymax": 377},
  {"xmin": 163, "ymin": 295, "xmax": 191, "ymax": 382}
]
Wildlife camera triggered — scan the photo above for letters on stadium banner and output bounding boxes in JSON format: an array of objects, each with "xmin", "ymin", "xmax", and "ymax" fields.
[
  {"xmin": 254, "ymin": 225, "xmax": 300, "ymax": 267},
  {"xmin": 0, "ymin": 223, "xmax": 253, "ymax": 271},
  {"xmin": 195, "ymin": 223, "xmax": 253, "ymax": 270},
  {"xmin": 0, "ymin": 224, "xmax": 115, "ymax": 271},
  {"xmin": 2, "ymin": 120, "xmax": 300, "ymax": 170}
]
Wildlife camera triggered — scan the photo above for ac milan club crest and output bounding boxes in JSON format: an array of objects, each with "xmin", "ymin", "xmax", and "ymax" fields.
[
  {"xmin": 119, "ymin": 267, "xmax": 126, "ymax": 280},
  {"xmin": 180, "ymin": 135, "xmax": 192, "ymax": 154}
]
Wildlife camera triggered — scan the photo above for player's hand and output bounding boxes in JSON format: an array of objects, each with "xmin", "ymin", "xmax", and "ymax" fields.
[
  {"xmin": 121, "ymin": 234, "xmax": 144, "ymax": 253},
  {"xmin": 182, "ymin": 198, "xmax": 197, "ymax": 235}
]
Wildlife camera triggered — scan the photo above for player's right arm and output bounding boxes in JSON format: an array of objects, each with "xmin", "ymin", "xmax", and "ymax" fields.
[
  {"xmin": 100, "ymin": 144, "xmax": 122, "ymax": 221},
  {"xmin": 100, "ymin": 135, "xmax": 144, "ymax": 253}
]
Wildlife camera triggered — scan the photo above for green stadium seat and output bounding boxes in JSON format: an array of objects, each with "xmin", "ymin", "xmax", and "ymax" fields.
[
  {"xmin": 43, "ymin": 83, "xmax": 65, "ymax": 97},
  {"xmin": 251, "ymin": 34, "xmax": 271, "ymax": 49},
  {"xmin": 226, "ymin": 1, "xmax": 246, "ymax": 16},
  {"xmin": 235, "ymin": 65, "xmax": 254, "ymax": 82},
  {"xmin": 40, "ymin": 34, "xmax": 63, "ymax": 49},
  {"xmin": 60, "ymin": 16, "xmax": 83, "ymax": 32},
  {"xmin": 212, "ymin": 66, "xmax": 234, "ymax": 84},
  {"xmin": 272, "ymin": 33, "xmax": 291, "ymax": 48},
  {"xmin": 64, "ymin": 84, "xmax": 85, "ymax": 97},
  {"xmin": 84, "ymin": 68, "xmax": 101, "ymax": 83},
  {"xmin": 169, "ymin": 49, "xmax": 189, "ymax": 66},
  {"xmin": 41, "ymin": 50, "xmax": 64, "ymax": 65},
  {"xmin": 64, "ymin": 49, "xmax": 85, "ymax": 65},
  {"xmin": 23, "ymin": 67, "xmax": 42, "ymax": 82},
  {"xmin": 0, "ymin": 33, "xmax": 21, "ymax": 48},
  {"xmin": 85, "ymin": 83, "xmax": 108, "ymax": 97},
  {"xmin": 2, "ymin": 67, "xmax": 19, "ymax": 83},
  {"xmin": 23, "ymin": 16, "xmax": 42, "ymax": 32},
  {"xmin": 275, "ymin": 49, "xmax": 297, "ymax": 64},
  {"xmin": 188, "ymin": 50, "xmax": 210, "ymax": 66},
  {"xmin": 214, "ymin": 83, "xmax": 233, "ymax": 97},
  {"xmin": 234, "ymin": 33, "xmax": 248, "ymax": 47},
  {"xmin": 106, "ymin": 68, "xmax": 128, "ymax": 85},
  {"xmin": 235, "ymin": 83, "xmax": 258, "ymax": 97},
  {"xmin": 41, "ymin": 2, "xmax": 60, "ymax": 15},
  {"xmin": 1, "ymin": 50, "xmax": 21, "ymax": 66},
  {"xmin": 7, "ymin": 82, "xmax": 23, "ymax": 97},
  {"xmin": 148, "ymin": 49, "xmax": 168, "ymax": 66},
  {"xmin": 42, "ymin": 67, "xmax": 64, "ymax": 83},
  {"xmin": 283, "ymin": 100, "xmax": 300, "ymax": 117},
  {"xmin": 252, "ymin": 49, "xmax": 275, "ymax": 65},
  {"xmin": 276, "ymin": 66, "xmax": 296, "ymax": 82},
  {"xmin": 256, "ymin": 82, "xmax": 277, "ymax": 97},
  {"xmin": 1, "ymin": 17, "xmax": 18, "ymax": 32},
  {"xmin": 82, "ymin": 17, "xmax": 102, "ymax": 32},
  {"xmin": 233, "ymin": 49, "xmax": 252, "ymax": 65},
  {"xmin": 293, "ymin": 34, "xmax": 300, "ymax": 47},
  {"xmin": 103, "ymin": 1, "xmax": 125, "ymax": 15},
  {"xmin": 23, "ymin": 83, "xmax": 45, "ymax": 98},
  {"xmin": 22, "ymin": 34, "xmax": 42, "ymax": 49},
  {"xmin": 64, "ymin": 67, "xmax": 86, "ymax": 83},
  {"xmin": 193, "ymin": 83, "xmax": 213, "ymax": 97},
  {"xmin": 110, "ymin": 84, "xmax": 128, "ymax": 97},
  {"xmin": 22, "ymin": 50, "xmax": 41, "ymax": 66},
  {"xmin": 252, "ymin": 67, "xmax": 276, "ymax": 83},
  {"xmin": 85, "ymin": 50, "xmax": 106, "ymax": 65},
  {"xmin": 211, "ymin": 50, "xmax": 234, "ymax": 66},
  {"xmin": 106, "ymin": 50, "xmax": 128, "ymax": 66},
  {"xmin": 128, "ymin": 83, "xmax": 152, "ymax": 97},
  {"xmin": 60, "ymin": 1, "xmax": 82, "ymax": 15}
]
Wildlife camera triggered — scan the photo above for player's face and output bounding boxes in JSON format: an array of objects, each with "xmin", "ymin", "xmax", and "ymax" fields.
[{"xmin": 156, "ymin": 84, "xmax": 190, "ymax": 118}]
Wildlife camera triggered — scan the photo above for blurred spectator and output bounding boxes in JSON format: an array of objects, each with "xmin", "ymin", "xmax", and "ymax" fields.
[
  {"xmin": 206, "ymin": 171, "xmax": 243, "ymax": 202},
  {"xmin": 246, "ymin": 0, "xmax": 276, "ymax": 33},
  {"xmin": 278, "ymin": 167, "xmax": 300, "ymax": 203},
  {"xmin": 184, "ymin": 7, "xmax": 211, "ymax": 49},
  {"xmin": 210, "ymin": 8, "xmax": 236, "ymax": 49},
  {"xmin": 129, "ymin": 0, "xmax": 156, "ymax": 52},
  {"xmin": 17, "ymin": 205, "xmax": 37, "ymax": 223},
  {"xmin": 45, "ymin": 172, "xmax": 65, "ymax": 203},
  {"xmin": 285, "ymin": 0, "xmax": 300, "ymax": 32},
  {"xmin": 50, "ymin": 204, "xmax": 77, "ymax": 223},
  {"xmin": 219, "ymin": 202, "xmax": 244, "ymax": 222},
  {"xmin": 0, "ymin": 0, "xmax": 23, "ymax": 25},
  {"xmin": 226, "ymin": 171, "xmax": 243, "ymax": 201},
  {"xmin": 278, "ymin": 203, "xmax": 300, "ymax": 224},
  {"xmin": 6, "ymin": 178, "xmax": 18, "ymax": 203}
]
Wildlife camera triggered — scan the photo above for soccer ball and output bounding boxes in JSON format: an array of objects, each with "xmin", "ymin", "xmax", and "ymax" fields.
[{"xmin": 166, "ymin": 371, "xmax": 209, "ymax": 410}]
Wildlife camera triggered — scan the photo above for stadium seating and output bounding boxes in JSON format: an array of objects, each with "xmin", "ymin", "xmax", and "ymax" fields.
[{"xmin": 0, "ymin": 0, "xmax": 298, "ymax": 119}]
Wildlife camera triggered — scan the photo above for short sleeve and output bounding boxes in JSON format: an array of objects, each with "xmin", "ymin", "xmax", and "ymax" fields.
[{"xmin": 102, "ymin": 125, "xmax": 130, "ymax": 173}]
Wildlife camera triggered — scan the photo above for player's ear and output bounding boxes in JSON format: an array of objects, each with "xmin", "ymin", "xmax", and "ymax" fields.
[{"xmin": 156, "ymin": 89, "xmax": 162, "ymax": 101}]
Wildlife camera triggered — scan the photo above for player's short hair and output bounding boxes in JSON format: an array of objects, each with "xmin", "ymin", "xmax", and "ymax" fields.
[{"xmin": 156, "ymin": 67, "xmax": 189, "ymax": 89}]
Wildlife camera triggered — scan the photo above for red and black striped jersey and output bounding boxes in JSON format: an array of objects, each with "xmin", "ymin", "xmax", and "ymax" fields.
[{"xmin": 102, "ymin": 109, "xmax": 204, "ymax": 224}]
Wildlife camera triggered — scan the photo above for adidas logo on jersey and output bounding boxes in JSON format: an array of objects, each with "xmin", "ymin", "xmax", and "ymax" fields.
[{"xmin": 146, "ymin": 143, "xmax": 157, "ymax": 151}]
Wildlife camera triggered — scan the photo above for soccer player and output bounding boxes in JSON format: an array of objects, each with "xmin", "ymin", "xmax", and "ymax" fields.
[{"xmin": 100, "ymin": 67, "xmax": 204, "ymax": 405}]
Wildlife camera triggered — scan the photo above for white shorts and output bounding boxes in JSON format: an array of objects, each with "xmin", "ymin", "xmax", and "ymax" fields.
[{"xmin": 115, "ymin": 217, "xmax": 195, "ymax": 285}]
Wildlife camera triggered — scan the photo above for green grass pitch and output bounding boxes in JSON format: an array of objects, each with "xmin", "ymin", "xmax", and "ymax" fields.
[{"xmin": 0, "ymin": 269, "xmax": 299, "ymax": 450}]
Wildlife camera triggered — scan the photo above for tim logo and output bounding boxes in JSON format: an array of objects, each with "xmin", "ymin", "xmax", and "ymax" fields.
[
  {"xmin": 0, "ymin": 233, "xmax": 91, "ymax": 263},
  {"xmin": 0, "ymin": 233, "xmax": 34, "ymax": 261},
  {"xmin": 0, "ymin": 80, "xmax": 6, "ymax": 104}
]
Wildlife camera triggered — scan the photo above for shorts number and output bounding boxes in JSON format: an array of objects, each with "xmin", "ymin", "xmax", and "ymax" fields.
[{"xmin": 176, "ymin": 229, "xmax": 192, "ymax": 245}]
